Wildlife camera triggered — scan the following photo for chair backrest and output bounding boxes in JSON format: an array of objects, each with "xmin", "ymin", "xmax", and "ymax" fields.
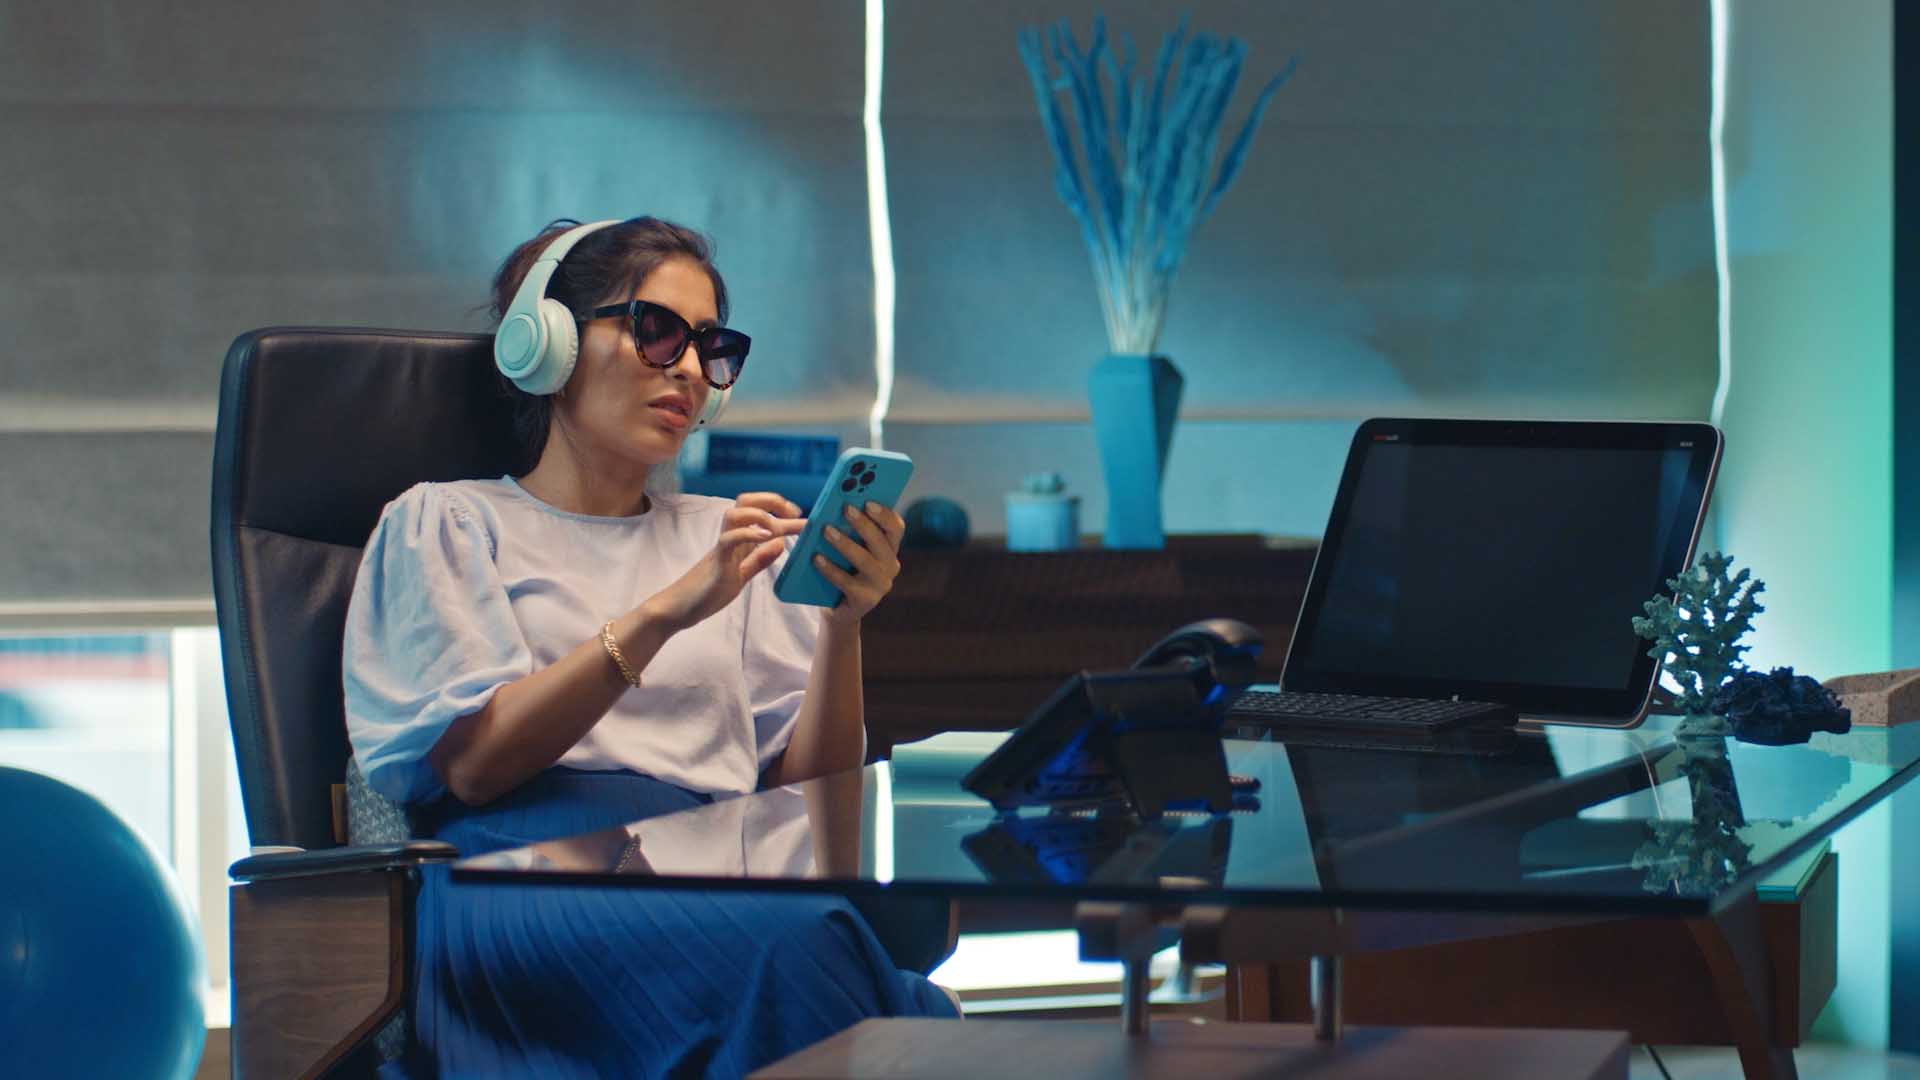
[{"xmin": 211, "ymin": 328, "xmax": 520, "ymax": 850}]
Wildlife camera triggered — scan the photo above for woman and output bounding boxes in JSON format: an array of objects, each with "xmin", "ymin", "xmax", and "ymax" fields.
[{"xmin": 343, "ymin": 216, "xmax": 956, "ymax": 1078}]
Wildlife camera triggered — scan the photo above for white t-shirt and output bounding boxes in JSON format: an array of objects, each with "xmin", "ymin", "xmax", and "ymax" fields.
[{"xmin": 342, "ymin": 477, "xmax": 822, "ymax": 806}]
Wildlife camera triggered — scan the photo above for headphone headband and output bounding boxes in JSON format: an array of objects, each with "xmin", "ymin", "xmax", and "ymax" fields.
[{"xmin": 502, "ymin": 219, "xmax": 622, "ymax": 328}]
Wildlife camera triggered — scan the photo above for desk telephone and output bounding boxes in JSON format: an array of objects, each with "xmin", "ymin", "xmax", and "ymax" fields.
[{"xmin": 960, "ymin": 618, "xmax": 1266, "ymax": 818}]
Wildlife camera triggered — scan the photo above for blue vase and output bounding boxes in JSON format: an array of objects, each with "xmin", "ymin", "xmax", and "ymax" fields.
[{"xmin": 1088, "ymin": 354, "xmax": 1184, "ymax": 549}]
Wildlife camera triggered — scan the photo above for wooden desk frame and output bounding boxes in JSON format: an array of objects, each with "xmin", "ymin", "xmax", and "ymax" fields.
[{"xmin": 1224, "ymin": 853, "xmax": 1837, "ymax": 1080}]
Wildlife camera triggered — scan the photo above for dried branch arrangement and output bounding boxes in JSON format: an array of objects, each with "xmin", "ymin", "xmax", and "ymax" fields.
[{"xmin": 1019, "ymin": 15, "xmax": 1296, "ymax": 354}]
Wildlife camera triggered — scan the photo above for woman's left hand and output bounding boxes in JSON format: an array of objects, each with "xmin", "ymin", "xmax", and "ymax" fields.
[{"xmin": 815, "ymin": 501, "xmax": 906, "ymax": 626}]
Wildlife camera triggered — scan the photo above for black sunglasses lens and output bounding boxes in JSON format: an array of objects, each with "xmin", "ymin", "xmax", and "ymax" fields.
[
  {"xmin": 700, "ymin": 330, "xmax": 749, "ymax": 388},
  {"xmin": 631, "ymin": 305, "xmax": 691, "ymax": 367}
]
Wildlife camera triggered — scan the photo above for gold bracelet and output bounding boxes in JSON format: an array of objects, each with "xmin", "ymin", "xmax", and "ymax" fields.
[{"xmin": 600, "ymin": 620, "xmax": 642, "ymax": 689}]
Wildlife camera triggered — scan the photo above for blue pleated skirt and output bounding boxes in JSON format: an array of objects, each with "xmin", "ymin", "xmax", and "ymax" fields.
[{"xmin": 387, "ymin": 768, "xmax": 957, "ymax": 1079}]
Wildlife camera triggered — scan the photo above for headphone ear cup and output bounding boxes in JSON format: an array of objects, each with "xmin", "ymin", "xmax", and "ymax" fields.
[
  {"xmin": 493, "ymin": 310, "xmax": 545, "ymax": 387},
  {"xmin": 492, "ymin": 219, "xmax": 618, "ymax": 395},
  {"xmin": 510, "ymin": 298, "xmax": 579, "ymax": 396},
  {"xmin": 694, "ymin": 385, "xmax": 730, "ymax": 429}
]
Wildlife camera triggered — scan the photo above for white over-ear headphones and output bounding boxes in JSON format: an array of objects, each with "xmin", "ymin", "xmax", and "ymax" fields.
[{"xmin": 493, "ymin": 219, "xmax": 731, "ymax": 428}]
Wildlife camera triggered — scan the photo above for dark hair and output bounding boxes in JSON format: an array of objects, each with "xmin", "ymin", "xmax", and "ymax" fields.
[{"xmin": 488, "ymin": 216, "xmax": 730, "ymax": 473}]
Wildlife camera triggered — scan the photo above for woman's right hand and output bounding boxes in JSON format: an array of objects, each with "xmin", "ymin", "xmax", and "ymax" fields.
[{"xmin": 643, "ymin": 492, "xmax": 805, "ymax": 632}]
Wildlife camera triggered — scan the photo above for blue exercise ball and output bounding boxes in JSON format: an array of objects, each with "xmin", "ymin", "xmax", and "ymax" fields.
[{"xmin": 0, "ymin": 766, "xmax": 203, "ymax": 1079}]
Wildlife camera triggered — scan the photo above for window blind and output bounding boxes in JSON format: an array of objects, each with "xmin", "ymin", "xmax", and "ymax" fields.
[{"xmin": 0, "ymin": 1, "xmax": 874, "ymax": 620}]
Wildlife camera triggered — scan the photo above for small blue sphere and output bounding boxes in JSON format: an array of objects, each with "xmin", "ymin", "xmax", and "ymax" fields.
[
  {"xmin": 903, "ymin": 497, "xmax": 970, "ymax": 549},
  {"xmin": 0, "ymin": 767, "xmax": 204, "ymax": 1079}
]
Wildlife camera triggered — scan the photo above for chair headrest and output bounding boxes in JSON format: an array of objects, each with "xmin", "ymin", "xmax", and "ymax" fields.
[{"xmin": 214, "ymin": 327, "xmax": 521, "ymax": 549}]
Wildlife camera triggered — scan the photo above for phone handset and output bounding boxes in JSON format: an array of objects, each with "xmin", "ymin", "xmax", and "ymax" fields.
[{"xmin": 1130, "ymin": 618, "xmax": 1265, "ymax": 709}]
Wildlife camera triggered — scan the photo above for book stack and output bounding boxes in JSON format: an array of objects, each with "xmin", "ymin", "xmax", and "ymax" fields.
[{"xmin": 680, "ymin": 431, "xmax": 840, "ymax": 507}]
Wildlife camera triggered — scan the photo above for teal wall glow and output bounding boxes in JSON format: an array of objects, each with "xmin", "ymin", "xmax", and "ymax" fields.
[{"xmin": 1715, "ymin": 0, "xmax": 1894, "ymax": 1047}]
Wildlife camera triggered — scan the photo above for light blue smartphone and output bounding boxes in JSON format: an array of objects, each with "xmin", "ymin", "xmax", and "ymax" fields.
[{"xmin": 773, "ymin": 447, "xmax": 915, "ymax": 607}]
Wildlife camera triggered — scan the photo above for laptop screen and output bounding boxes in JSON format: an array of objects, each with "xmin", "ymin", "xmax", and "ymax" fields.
[{"xmin": 1281, "ymin": 419, "xmax": 1721, "ymax": 722}]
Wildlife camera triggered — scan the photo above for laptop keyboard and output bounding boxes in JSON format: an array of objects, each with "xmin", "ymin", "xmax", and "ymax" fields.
[{"xmin": 1225, "ymin": 690, "xmax": 1515, "ymax": 732}]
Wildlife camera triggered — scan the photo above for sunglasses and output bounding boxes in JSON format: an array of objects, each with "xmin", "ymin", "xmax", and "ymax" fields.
[{"xmin": 586, "ymin": 300, "xmax": 750, "ymax": 390}]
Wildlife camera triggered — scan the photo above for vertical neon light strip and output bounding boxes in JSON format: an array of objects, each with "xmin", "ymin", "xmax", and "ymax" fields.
[
  {"xmin": 1708, "ymin": 0, "xmax": 1732, "ymax": 426},
  {"xmin": 863, "ymin": 0, "xmax": 896, "ymax": 449},
  {"xmin": 873, "ymin": 760, "xmax": 895, "ymax": 883}
]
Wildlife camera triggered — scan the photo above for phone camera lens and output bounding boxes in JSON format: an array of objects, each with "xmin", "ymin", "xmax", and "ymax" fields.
[{"xmin": 840, "ymin": 478, "xmax": 857, "ymax": 492}]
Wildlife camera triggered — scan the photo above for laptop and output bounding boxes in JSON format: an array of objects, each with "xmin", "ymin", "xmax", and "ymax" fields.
[{"xmin": 1226, "ymin": 417, "xmax": 1722, "ymax": 742}]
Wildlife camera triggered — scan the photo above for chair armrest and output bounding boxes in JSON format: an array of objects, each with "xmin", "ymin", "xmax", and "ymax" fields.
[{"xmin": 229, "ymin": 841, "xmax": 458, "ymax": 882}]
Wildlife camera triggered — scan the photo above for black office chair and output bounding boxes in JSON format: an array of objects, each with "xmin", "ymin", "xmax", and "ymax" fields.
[
  {"xmin": 212, "ymin": 326, "xmax": 954, "ymax": 1078},
  {"xmin": 213, "ymin": 327, "xmax": 518, "ymax": 1078}
]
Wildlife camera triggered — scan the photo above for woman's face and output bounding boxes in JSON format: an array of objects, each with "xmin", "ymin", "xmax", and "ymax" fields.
[{"xmin": 555, "ymin": 256, "xmax": 717, "ymax": 469}]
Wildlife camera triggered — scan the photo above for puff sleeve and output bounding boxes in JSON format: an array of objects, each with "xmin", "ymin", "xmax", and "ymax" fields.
[{"xmin": 343, "ymin": 485, "xmax": 533, "ymax": 805}]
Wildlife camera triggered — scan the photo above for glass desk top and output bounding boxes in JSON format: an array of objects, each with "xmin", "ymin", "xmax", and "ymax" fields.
[{"xmin": 453, "ymin": 718, "xmax": 1920, "ymax": 917}]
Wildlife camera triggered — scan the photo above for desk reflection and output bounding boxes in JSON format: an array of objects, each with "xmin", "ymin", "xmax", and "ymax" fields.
[
  {"xmin": 458, "ymin": 768, "xmax": 869, "ymax": 881},
  {"xmin": 961, "ymin": 813, "xmax": 1233, "ymax": 888},
  {"xmin": 455, "ymin": 722, "xmax": 1920, "ymax": 914}
]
